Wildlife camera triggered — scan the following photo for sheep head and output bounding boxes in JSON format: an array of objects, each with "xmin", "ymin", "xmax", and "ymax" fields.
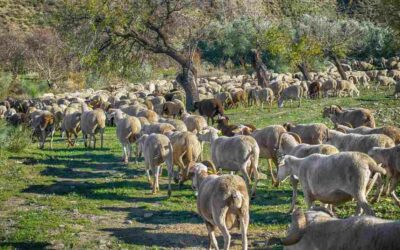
[{"xmin": 281, "ymin": 209, "xmax": 306, "ymax": 246}]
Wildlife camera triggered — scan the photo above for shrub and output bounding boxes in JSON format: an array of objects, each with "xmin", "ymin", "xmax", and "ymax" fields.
[{"xmin": 0, "ymin": 120, "xmax": 31, "ymax": 154}]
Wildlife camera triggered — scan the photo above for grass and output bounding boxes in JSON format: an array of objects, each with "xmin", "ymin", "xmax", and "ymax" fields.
[{"xmin": 0, "ymin": 87, "xmax": 399, "ymax": 249}]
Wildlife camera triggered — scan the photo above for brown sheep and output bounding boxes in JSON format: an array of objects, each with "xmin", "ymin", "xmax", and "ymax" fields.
[
  {"xmin": 216, "ymin": 116, "xmax": 256, "ymax": 137},
  {"xmin": 251, "ymin": 125, "xmax": 287, "ymax": 186},
  {"xmin": 193, "ymin": 98, "xmax": 224, "ymax": 125},
  {"xmin": 162, "ymin": 101, "xmax": 184, "ymax": 118},
  {"xmin": 230, "ymin": 89, "xmax": 247, "ymax": 108},
  {"xmin": 308, "ymin": 81, "xmax": 321, "ymax": 99}
]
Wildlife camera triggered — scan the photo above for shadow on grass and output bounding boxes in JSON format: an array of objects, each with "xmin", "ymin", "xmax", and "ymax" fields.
[
  {"xmin": 102, "ymin": 227, "xmax": 207, "ymax": 248},
  {"xmin": 250, "ymin": 210, "xmax": 290, "ymax": 226},
  {"xmin": 22, "ymin": 179, "xmax": 183, "ymax": 202},
  {"xmin": 102, "ymin": 206, "xmax": 202, "ymax": 225},
  {"xmin": 252, "ymin": 189, "xmax": 295, "ymax": 207},
  {"xmin": 0, "ymin": 242, "xmax": 50, "ymax": 249}
]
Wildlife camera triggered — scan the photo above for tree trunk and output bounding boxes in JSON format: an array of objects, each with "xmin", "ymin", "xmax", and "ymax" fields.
[
  {"xmin": 251, "ymin": 49, "xmax": 269, "ymax": 88},
  {"xmin": 176, "ymin": 66, "xmax": 199, "ymax": 111},
  {"xmin": 297, "ymin": 62, "xmax": 311, "ymax": 81},
  {"xmin": 333, "ymin": 55, "xmax": 348, "ymax": 80}
]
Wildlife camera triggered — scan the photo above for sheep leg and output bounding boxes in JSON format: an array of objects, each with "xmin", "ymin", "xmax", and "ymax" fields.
[
  {"xmin": 303, "ymin": 189, "xmax": 314, "ymax": 209},
  {"xmin": 371, "ymin": 174, "xmax": 384, "ymax": 203},
  {"xmin": 388, "ymin": 175, "xmax": 400, "ymax": 207},
  {"xmin": 66, "ymin": 131, "xmax": 72, "ymax": 147},
  {"xmin": 200, "ymin": 141, "xmax": 204, "ymax": 161},
  {"xmin": 93, "ymin": 134, "xmax": 97, "ymax": 149},
  {"xmin": 205, "ymin": 222, "xmax": 219, "ymax": 250},
  {"xmin": 355, "ymin": 194, "xmax": 374, "ymax": 216},
  {"xmin": 366, "ymin": 172, "xmax": 379, "ymax": 196},
  {"xmin": 288, "ymin": 175, "xmax": 299, "ymax": 213},
  {"xmin": 267, "ymin": 159, "xmax": 278, "ymax": 186},
  {"xmin": 167, "ymin": 165, "xmax": 173, "ymax": 197},
  {"xmin": 240, "ymin": 167, "xmax": 252, "ymax": 194},
  {"xmin": 100, "ymin": 130, "xmax": 104, "ymax": 149},
  {"xmin": 50, "ymin": 129, "xmax": 55, "ymax": 149},
  {"xmin": 128, "ymin": 144, "xmax": 133, "ymax": 161},
  {"xmin": 145, "ymin": 162, "xmax": 152, "ymax": 186},
  {"xmin": 122, "ymin": 145, "xmax": 128, "ymax": 164},
  {"xmin": 214, "ymin": 207, "xmax": 231, "ymax": 250},
  {"xmin": 40, "ymin": 130, "xmax": 45, "ymax": 149},
  {"xmin": 298, "ymin": 98, "xmax": 301, "ymax": 108},
  {"xmin": 240, "ymin": 212, "xmax": 249, "ymax": 250},
  {"xmin": 152, "ymin": 166, "xmax": 160, "ymax": 194},
  {"xmin": 250, "ymin": 167, "xmax": 259, "ymax": 199}
]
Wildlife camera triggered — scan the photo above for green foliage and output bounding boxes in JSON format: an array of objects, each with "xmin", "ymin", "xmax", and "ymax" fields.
[
  {"xmin": 20, "ymin": 74, "xmax": 48, "ymax": 98},
  {"xmin": 199, "ymin": 17, "xmax": 259, "ymax": 68},
  {"xmin": 0, "ymin": 121, "xmax": 31, "ymax": 155},
  {"xmin": 350, "ymin": 22, "xmax": 400, "ymax": 59},
  {"xmin": 0, "ymin": 72, "xmax": 13, "ymax": 99}
]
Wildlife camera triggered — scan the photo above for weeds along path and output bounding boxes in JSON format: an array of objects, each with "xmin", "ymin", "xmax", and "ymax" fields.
[{"xmin": 0, "ymin": 88, "xmax": 399, "ymax": 249}]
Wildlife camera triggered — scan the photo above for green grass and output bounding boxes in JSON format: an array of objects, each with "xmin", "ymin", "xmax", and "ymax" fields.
[{"xmin": 0, "ymin": 87, "xmax": 399, "ymax": 249}]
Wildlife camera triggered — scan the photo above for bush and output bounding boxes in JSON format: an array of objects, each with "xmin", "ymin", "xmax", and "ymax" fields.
[{"xmin": 0, "ymin": 120, "xmax": 31, "ymax": 154}]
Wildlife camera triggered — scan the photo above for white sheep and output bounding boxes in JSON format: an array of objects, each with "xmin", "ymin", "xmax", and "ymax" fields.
[
  {"xmin": 112, "ymin": 109, "xmax": 141, "ymax": 163},
  {"xmin": 189, "ymin": 162, "xmax": 249, "ymax": 250},
  {"xmin": 80, "ymin": 102, "xmax": 106, "ymax": 149},
  {"xmin": 136, "ymin": 134, "xmax": 174, "ymax": 196},
  {"xmin": 198, "ymin": 127, "xmax": 260, "ymax": 197}
]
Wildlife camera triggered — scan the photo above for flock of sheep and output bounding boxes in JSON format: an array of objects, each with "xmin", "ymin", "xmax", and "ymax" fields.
[{"xmin": 1, "ymin": 57, "xmax": 400, "ymax": 249}]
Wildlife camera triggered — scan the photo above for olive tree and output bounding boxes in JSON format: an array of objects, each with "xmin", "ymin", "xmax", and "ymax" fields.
[{"xmin": 58, "ymin": 0, "xmax": 216, "ymax": 109}]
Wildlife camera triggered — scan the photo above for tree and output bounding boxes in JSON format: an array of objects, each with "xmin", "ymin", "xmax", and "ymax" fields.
[
  {"xmin": 25, "ymin": 28, "xmax": 68, "ymax": 89},
  {"xmin": 58, "ymin": 0, "xmax": 215, "ymax": 109},
  {"xmin": 260, "ymin": 24, "xmax": 323, "ymax": 80},
  {"xmin": 297, "ymin": 15, "xmax": 364, "ymax": 80}
]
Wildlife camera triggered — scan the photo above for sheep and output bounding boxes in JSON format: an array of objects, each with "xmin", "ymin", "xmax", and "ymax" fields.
[
  {"xmin": 215, "ymin": 91, "xmax": 233, "ymax": 109},
  {"xmin": 251, "ymin": 125, "xmax": 287, "ymax": 186},
  {"xmin": 323, "ymin": 105, "xmax": 376, "ymax": 128},
  {"xmin": 31, "ymin": 111, "xmax": 56, "ymax": 149},
  {"xmin": 394, "ymin": 80, "xmax": 400, "ymax": 98},
  {"xmin": 135, "ymin": 134, "xmax": 174, "ymax": 196},
  {"xmin": 376, "ymin": 75, "xmax": 396, "ymax": 89},
  {"xmin": 334, "ymin": 123, "xmax": 400, "ymax": 144},
  {"xmin": 158, "ymin": 117, "xmax": 187, "ymax": 132},
  {"xmin": 61, "ymin": 110, "xmax": 82, "ymax": 147},
  {"xmin": 198, "ymin": 127, "xmax": 260, "ymax": 197},
  {"xmin": 276, "ymin": 132, "xmax": 339, "ymax": 212},
  {"xmin": 337, "ymin": 76, "xmax": 360, "ymax": 97},
  {"xmin": 216, "ymin": 116, "xmax": 257, "ymax": 137},
  {"xmin": 321, "ymin": 78, "xmax": 337, "ymax": 97},
  {"xmin": 0, "ymin": 105, "xmax": 7, "ymax": 119},
  {"xmin": 368, "ymin": 145, "xmax": 400, "ymax": 207},
  {"xmin": 182, "ymin": 113, "xmax": 207, "ymax": 134},
  {"xmin": 193, "ymin": 98, "xmax": 224, "ymax": 124},
  {"xmin": 141, "ymin": 123, "xmax": 175, "ymax": 135},
  {"xmin": 112, "ymin": 109, "xmax": 142, "ymax": 163},
  {"xmin": 278, "ymin": 85, "xmax": 303, "ymax": 108},
  {"xmin": 136, "ymin": 109, "xmax": 159, "ymax": 123},
  {"xmin": 80, "ymin": 103, "xmax": 106, "ymax": 149},
  {"xmin": 278, "ymin": 152, "xmax": 385, "ymax": 215},
  {"xmin": 283, "ymin": 123, "xmax": 329, "ymax": 145},
  {"xmin": 162, "ymin": 101, "xmax": 184, "ymax": 118},
  {"xmin": 281, "ymin": 208, "xmax": 400, "ymax": 249},
  {"xmin": 324, "ymin": 129, "xmax": 395, "ymax": 153},
  {"xmin": 167, "ymin": 131, "xmax": 201, "ymax": 184},
  {"xmin": 230, "ymin": 89, "xmax": 247, "ymax": 107},
  {"xmin": 248, "ymin": 87, "xmax": 274, "ymax": 110},
  {"xmin": 189, "ymin": 162, "xmax": 249, "ymax": 250},
  {"xmin": 308, "ymin": 81, "xmax": 321, "ymax": 99}
]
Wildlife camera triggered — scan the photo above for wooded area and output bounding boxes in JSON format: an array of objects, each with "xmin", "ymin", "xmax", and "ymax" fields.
[{"xmin": 0, "ymin": 0, "xmax": 399, "ymax": 107}]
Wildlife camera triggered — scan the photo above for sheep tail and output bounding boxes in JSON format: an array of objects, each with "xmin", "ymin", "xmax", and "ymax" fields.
[
  {"xmin": 370, "ymin": 163, "xmax": 386, "ymax": 175},
  {"xmin": 231, "ymin": 189, "xmax": 243, "ymax": 209}
]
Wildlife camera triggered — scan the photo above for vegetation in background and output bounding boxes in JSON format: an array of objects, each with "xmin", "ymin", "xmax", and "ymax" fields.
[{"xmin": 0, "ymin": 120, "xmax": 31, "ymax": 156}]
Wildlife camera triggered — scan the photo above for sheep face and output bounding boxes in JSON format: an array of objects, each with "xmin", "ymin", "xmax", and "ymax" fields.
[{"xmin": 277, "ymin": 156, "xmax": 293, "ymax": 182}]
